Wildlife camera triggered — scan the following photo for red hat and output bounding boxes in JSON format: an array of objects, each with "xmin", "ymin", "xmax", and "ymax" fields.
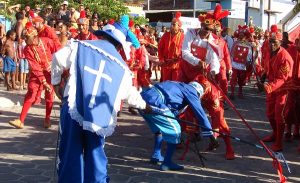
[
  {"xmin": 236, "ymin": 25, "xmax": 250, "ymax": 38},
  {"xmin": 108, "ymin": 19, "xmax": 115, "ymax": 25},
  {"xmin": 77, "ymin": 11, "xmax": 89, "ymax": 25},
  {"xmin": 172, "ymin": 12, "xmax": 182, "ymax": 27},
  {"xmin": 270, "ymin": 24, "xmax": 282, "ymax": 41},
  {"xmin": 29, "ymin": 10, "xmax": 44, "ymax": 23},
  {"xmin": 129, "ymin": 19, "xmax": 134, "ymax": 28},
  {"xmin": 24, "ymin": 22, "xmax": 38, "ymax": 37},
  {"xmin": 199, "ymin": 4, "xmax": 229, "ymax": 27}
]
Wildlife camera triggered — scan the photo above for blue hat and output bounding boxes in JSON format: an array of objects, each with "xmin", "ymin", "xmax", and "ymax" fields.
[
  {"xmin": 94, "ymin": 29, "xmax": 122, "ymax": 48},
  {"xmin": 189, "ymin": 82, "xmax": 204, "ymax": 97}
]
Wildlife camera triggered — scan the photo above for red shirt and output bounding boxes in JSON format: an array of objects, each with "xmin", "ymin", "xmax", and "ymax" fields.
[
  {"xmin": 75, "ymin": 32, "xmax": 98, "ymax": 40},
  {"xmin": 264, "ymin": 47, "xmax": 294, "ymax": 94},
  {"xmin": 24, "ymin": 37, "xmax": 58, "ymax": 83},
  {"xmin": 158, "ymin": 31, "xmax": 184, "ymax": 69}
]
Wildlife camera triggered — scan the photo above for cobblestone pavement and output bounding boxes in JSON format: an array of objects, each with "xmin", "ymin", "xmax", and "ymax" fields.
[{"xmin": 0, "ymin": 83, "xmax": 300, "ymax": 183}]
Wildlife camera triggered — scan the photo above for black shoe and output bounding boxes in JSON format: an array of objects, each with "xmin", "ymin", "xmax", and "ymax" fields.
[{"xmin": 117, "ymin": 112, "xmax": 121, "ymax": 117}]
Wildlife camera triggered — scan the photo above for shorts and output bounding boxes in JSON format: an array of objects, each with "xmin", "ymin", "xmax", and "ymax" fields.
[
  {"xmin": 19, "ymin": 59, "xmax": 29, "ymax": 73},
  {"xmin": 3, "ymin": 56, "xmax": 16, "ymax": 72}
]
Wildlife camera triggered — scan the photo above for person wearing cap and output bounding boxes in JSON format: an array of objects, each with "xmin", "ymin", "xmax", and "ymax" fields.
[
  {"xmin": 57, "ymin": 1, "xmax": 71, "ymax": 23},
  {"xmin": 258, "ymin": 25, "xmax": 294, "ymax": 152},
  {"xmin": 158, "ymin": 12, "xmax": 184, "ymax": 82},
  {"xmin": 8, "ymin": 23, "xmax": 59, "ymax": 129},
  {"xmin": 51, "ymin": 23, "xmax": 147, "ymax": 183},
  {"xmin": 140, "ymin": 79, "xmax": 217, "ymax": 171},
  {"xmin": 75, "ymin": 11, "xmax": 98, "ymax": 40},
  {"xmin": 42, "ymin": 5, "xmax": 55, "ymax": 25},
  {"xmin": 229, "ymin": 25, "xmax": 253, "ymax": 99}
]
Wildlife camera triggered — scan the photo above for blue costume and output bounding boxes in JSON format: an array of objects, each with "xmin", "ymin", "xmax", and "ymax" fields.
[{"xmin": 140, "ymin": 81, "xmax": 213, "ymax": 171}]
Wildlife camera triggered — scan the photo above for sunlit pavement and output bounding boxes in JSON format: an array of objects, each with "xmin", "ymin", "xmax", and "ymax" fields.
[{"xmin": 0, "ymin": 82, "xmax": 299, "ymax": 183}]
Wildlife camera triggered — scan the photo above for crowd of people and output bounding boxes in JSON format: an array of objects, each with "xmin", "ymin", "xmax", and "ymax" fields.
[{"xmin": 0, "ymin": 1, "xmax": 299, "ymax": 182}]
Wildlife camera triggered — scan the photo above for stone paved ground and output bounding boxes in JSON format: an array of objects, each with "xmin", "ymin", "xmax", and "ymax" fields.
[{"xmin": 0, "ymin": 83, "xmax": 300, "ymax": 183}]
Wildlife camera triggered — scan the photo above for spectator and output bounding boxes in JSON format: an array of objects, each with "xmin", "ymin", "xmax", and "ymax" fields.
[
  {"xmin": 89, "ymin": 19, "xmax": 99, "ymax": 33},
  {"xmin": 158, "ymin": 26, "xmax": 166, "ymax": 40},
  {"xmin": 70, "ymin": 6, "xmax": 80, "ymax": 28},
  {"xmin": 57, "ymin": 1, "xmax": 71, "ymax": 24},
  {"xmin": 92, "ymin": 12, "xmax": 99, "ymax": 20},
  {"xmin": 17, "ymin": 39, "xmax": 29, "ymax": 90},
  {"xmin": 2, "ymin": 30, "xmax": 18, "ymax": 91},
  {"xmin": 42, "ymin": 5, "xmax": 55, "ymax": 25},
  {"xmin": 14, "ymin": 12, "xmax": 24, "ymax": 43}
]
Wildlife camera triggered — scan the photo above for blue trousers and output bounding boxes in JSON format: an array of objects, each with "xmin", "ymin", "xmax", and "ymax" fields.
[
  {"xmin": 140, "ymin": 110, "xmax": 181, "ymax": 144},
  {"xmin": 58, "ymin": 100, "xmax": 109, "ymax": 183}
]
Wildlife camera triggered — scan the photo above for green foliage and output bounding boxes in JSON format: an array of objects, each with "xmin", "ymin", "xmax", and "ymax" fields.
[
  {"xmin": 131, "ymin": 16, "xmax": 149, "ymax": 26},
  {"xmin": 5, "ymin": 0, "xmax": 130, "ymax": 20}
]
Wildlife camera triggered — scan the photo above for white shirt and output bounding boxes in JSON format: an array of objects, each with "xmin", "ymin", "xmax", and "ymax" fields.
[{"xmin": 182, "ymin": 28, "xmax": 220, "ymax": 74}]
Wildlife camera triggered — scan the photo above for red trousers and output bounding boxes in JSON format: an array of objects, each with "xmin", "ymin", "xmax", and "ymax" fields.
[
  {"xmin": 230, "ymin": 69, "xmax": 247, "ymax": 88},
  {"xmin": 181, "ymin": 84, "xmax": 230, "ymax": 136},
  {"xmin": 266, "ymin": 92, "xmax": 288, "ymax": 148},
  {"xmin": 20, "ymin": 71, "xmax": 54, "ymax": 123},
  {"xmin": 137, "ymin": 69, "xmax": 151, "ymax": 88},
  {"xmin": 161, "ymin": 67, "xmax": 179, "ymax": 82},
  {"xmin": 216, "ymin": 60, "xmax": 228, "ymax": 95}
]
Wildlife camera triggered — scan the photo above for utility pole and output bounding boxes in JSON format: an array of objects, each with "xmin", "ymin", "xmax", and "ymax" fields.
[
  {"xmin": 260, "ymin": 0, "xmax": 264, "ymax": 28},
  {"xmin": 193, "ymin": 0, "xmax": 196, "ymax": 18}
]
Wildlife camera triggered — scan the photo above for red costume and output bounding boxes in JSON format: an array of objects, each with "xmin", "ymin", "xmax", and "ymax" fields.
[
  {"xmin": 180, "ymin": 75, "xmax": 234, "ymax": 160},
  {"xmin": 263, "ymin": 45, "xmax": 293, "ymax": 151},
  {"xmin": 38, "ymin": 25, "xmax": 62, "ymax": 49},
  {"xmin": 284, "ymin": 44, "xmax": 300, "ymax": 141},
  {"xmin": 179, "ymin": 4, "xmax": 234, "ymax": 160},
  {"xmin": 75, "ymin": 32, "xmax": 98, "ymax": 40},
  {"xmin": 158, "ymin": 13, "xmax": 184, "ymax": 81},
  {"xmin": 20, "ymin": 36, "xmax": 58, "ymax": 127},
  {"xmin": 210, "ymin": 33, "xmax": 232, "ymax": 95},
  {"xmin": 230, "ymin": 27, "xmax": 253, "ymax": 99},
  {"xmin": 158, "ymin": 31, "xmax": 184, "ymax": 81}
]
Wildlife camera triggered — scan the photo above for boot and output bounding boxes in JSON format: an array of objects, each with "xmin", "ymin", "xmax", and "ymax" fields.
[
  {"xmin": 262, "ymin": 119, "xmax": 277, "ymax": 142},
  {"xmin": 224, "ymin": 137, "xmax": 235, "ymax": 160},
  {"xmin": 150, "ymin": 133, "xmax": 164, "ymax": 164},
  {"xmin": 271, "ymin": 123, "xmax": 285, "ymax": 152},
  {"xmin": 160, "ymin": 143, "xmax": 184, "ymax": 171},
  {"xmin": 44, "ymin": 118, "xmax": 51, "ymax": 129},
  {"xmin": 238, "ymin": 86, "xmax": 244, "ymax": 99},
  {"xmin": 206, "ymin": 136, "xmax": 220, "ymax": 151}
]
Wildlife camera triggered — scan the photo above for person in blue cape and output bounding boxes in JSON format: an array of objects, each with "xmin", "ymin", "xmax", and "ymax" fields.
[
  {"xmin": 140, "ymin": 80, "xmax": 218, "ymax": 171},
  {"xmin": 51, "ymin": 16, "xmax": 146, "ymax": 183}
]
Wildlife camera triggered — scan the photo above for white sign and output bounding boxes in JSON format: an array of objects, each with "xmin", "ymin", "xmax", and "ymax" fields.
[
  {"xmin": 180, "ymin": 16, "xmax": 201, "ymax": 33},
  {"xmin": 229, "ymin": 0, "xmax": 246, "ymax": 19}
]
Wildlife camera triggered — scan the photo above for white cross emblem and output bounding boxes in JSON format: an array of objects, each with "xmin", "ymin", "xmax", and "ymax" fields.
[{"xmin": 84, "ymin": 60, "xmax": 112, "ymax": 108}]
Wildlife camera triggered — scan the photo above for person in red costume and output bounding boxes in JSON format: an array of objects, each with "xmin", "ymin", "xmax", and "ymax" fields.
[
  {"xmin": 229, "ymin": 25, "xmax": 253, "ymax": 99},
  {"xmin": 179, "ymin": 4, "xmax": 234, "ymax": 160},
  {"xmin": 30, "ymin": 11, "xmax": 61, "ymax": 49},
  {"xmin": 284, "ymin": 33, "xmax": 300, "ymax": 143},
  {"xmin": 31, "ymin": 13, "xmax": 62, "ymax": 105},
  {"xmin": 75, "ymin": 11, "xmax": 98, "ymax": 40},
  {"xmin": 211, "ymin": 26, "xmax": 232, "ymax": 95},
  {"xmin": 259, "ymin": 25, "xmax": 294, "ymax": 152},
  {"xmin": 158, "ymin": 12, "xmax": 184, "ymax": 81},
  {"xmin": 8, "ymin": 23, "xmax": 59, "ymax": 129}
]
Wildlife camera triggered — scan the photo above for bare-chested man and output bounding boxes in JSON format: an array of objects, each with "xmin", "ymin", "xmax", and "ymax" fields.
[{"xmin": 2, "ymin": 30, "xmax": 18, "ymax": 90}]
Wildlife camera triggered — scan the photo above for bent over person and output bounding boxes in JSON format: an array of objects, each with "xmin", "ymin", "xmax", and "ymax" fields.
[{"xmin": 140, "ymin": 80, "xmax": 218, "ymax": 171}]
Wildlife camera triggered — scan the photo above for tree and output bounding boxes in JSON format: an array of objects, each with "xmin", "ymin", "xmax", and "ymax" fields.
[{"xmin": 4, "ymin": 0, "xmax": 130, "ymax": 20}]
